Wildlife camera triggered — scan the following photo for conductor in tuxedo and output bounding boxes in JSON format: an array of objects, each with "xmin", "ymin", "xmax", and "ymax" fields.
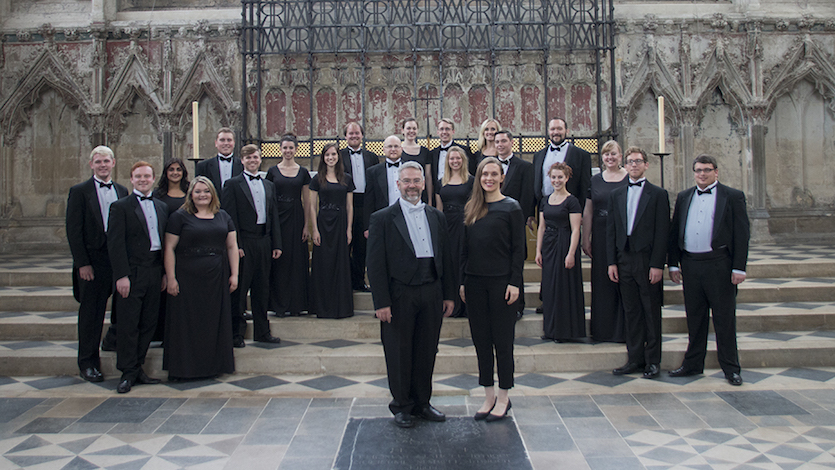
[
  {"xmin": 66, "ymin": 146, "xmax": 128, "ymax": 383},
  {"xmin": 533, "ymin": 118, "xmax": 591, "ymax": 211},
  {"xmin": 107, "ymin": 161, "xmax": 168, "ymax": 393},
  {"xmin": 363, "ymin": 135, "xmax": 404, "ymax": 237},
  {"xmin": 195, "ymin": 127, "xmax": 243, "ymax": 192},
  {"xmin": 339, "ymin": 122, "xmax": 380, "ymax": 291},
  {"xmin": 367, "ymin": 161, "xmax": 456, "ymax": 428},
  {"xmin": 494, "ymin": 130, "xmax": 534, "ymax": 318},
  {"xmin": 222, "ymin": 144, "xmax": 283, "ymax": 347},
  {"xmin": 668, "ymin": 154, "xmax": 749, "ymax": 386},
  {"xmin": 429, "ymin": 118, "xmax": 473, "ymax": 207},
  {"xmin": 606, "ymin": 147, "xmax": 670, "ymax": 379}
]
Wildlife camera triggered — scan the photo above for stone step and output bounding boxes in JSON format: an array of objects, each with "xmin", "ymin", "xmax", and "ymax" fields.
[
  {"xmin": 2, "ymin": 276, "xmax": 834, "ymax": 312},
  {"xmin": 0, "ymin": 331, "xmax": 833, "ymax": 377},
  {"xmin": 4, "ymin": 302, "xmax": 835, "ymax": 341}
]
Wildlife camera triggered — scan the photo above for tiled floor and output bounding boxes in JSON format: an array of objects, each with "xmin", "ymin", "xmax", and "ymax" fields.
[{"xmin": 2, "ymin": 369, "xmax": 835, "ymax": 469}]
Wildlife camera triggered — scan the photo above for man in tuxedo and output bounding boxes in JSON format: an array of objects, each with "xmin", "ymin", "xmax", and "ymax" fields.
[
  {"xmin": 534, "ymin": 118, "xmax": 591, "ymax": 211},
  {"xmin": 606, "ymin": 147, "xmax": 670, "ymax": 379},
  {"xmin": 364, "ymin": 135, "xmax": 404, "ymax": 237},
  {"xmin": 339, "ymin": 122, "xmax": 380, "ymax": 291},
  {"xmin": 668, "ymin": 154, "xmax": 749, "ymax": 386},
  {"xmin": 429, "ymin": 118, "xmax": 473, "ymax": 207},
  {"xmin": 66, "ymin": 146, "xmax": 128, "ymax": 383},
  {"xmin": 495, "ymin": 130, "xmax": 534, "ymax": 318},
  {"xmin": 367, "ymin": 161, "xmax": 456, "ymax": 428},
  {"xmin": 195, "ymin": 127, "xmax": 243, "ymax": 192},
  {"xmin": 107, "ymin": 161, "xmax": 168, "ymax": 393},
  {"xmin": 222, "ymin": 144, "xmax": 282, "ymax": 347}
]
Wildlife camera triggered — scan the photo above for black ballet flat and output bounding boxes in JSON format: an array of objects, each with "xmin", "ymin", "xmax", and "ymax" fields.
[{"xmin": 474, "ymin": 398, "xmax": 497, "ymax": 421}]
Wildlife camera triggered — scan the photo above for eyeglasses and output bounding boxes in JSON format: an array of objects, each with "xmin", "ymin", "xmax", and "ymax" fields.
[
  {"xmin": 399, "ymin": 178, "xmax": 423, "ymax": 185},
  {"xmin": 625, "ymin": 159, "xmax": 646, "ymax": 166},
  {"xmin": 693, "ymin": 168, "xmax": 715, "ymax": 174}
]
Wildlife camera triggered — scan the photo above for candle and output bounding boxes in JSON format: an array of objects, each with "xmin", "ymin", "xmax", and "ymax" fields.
[
  {"xmin": 658, "ymin": 96, "xmax": 665, "ymax": 153},
  {"xmin": 192, "ymin": 101, "xmax": 199, "ymax": 160}
]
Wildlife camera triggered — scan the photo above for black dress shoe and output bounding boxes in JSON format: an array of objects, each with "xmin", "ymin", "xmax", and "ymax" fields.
[
  {"xmin": 474, "ymin": 398, "xmax": 497, "ymax": 421},
  {"xmin": 100, "ymin": 339, "xmax": 116, "ymax": 352},
  {"xmin": 255, "ymin": 335, "xmax": 281, "ymax": 344},
  {"xmin": 413, "ymin": 405, "xmax": 446, "ymax": 422},
  {"xmin": 117, "ymin": 379, "xmax": 132, "ymax": 394},
  {"xmin": 242, "ymin": 311, "xmax": 253, "ymax": 320},
  {"xmin": 643, "ymin": 364, "xmax": 660, "ymax": 379},
  {"xmin": 485, "ymin": 399, "xmax": 512, "ymax": 422},
  {"xmin": 612, "ymin": 362, "xmax": 645, "ymax": 375},
  {"xmin": 668, "ymin": 366, "xmax": 702, "ymax": 378},
  {"xmin": 136, "ymin": 371, "xmax": 161, "ymax": 385},
  {"xmin": 80, "ymin": 367, "xmax": 104, "ymax": 383},
  {"xmin": 233, "ymin": 337, "xmax": 246, "ymax": 348},
  {"xmin": 515, "ymin": 311, "xmax": 524, "ymax": 321},
  {"xmin": 535, "ymin": 306, "xmax": 544, "ymax": 314},
  {"xmin": 726, "ymin": 372, "xmax": 743, "ymax": 386},
  {"xmin": 393, "ymin": 412, "xmax": 414, "ymax": 428}
]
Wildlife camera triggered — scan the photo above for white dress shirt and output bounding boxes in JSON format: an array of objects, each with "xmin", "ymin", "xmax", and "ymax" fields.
[
  {"xmin": 94, "ymin": 177, "xmax": 118, "ymax": 231},
  {"xmin": 134, "ymin": 190, "xmax": 161, "ymax": 251},
  {"xmin": 436, "ymin": 143, "xmax": 451, "ymax": 182},
  {"xmin": 385, "ymin": 159, "xmax": 401, "ymax": 206},
  {"xmin": 244, "ymin": 171, "xmax": 267, "ymax": 225},
  {"xmin": 218, "ymin": 154, "xmax": 234, "ymax": 187},
  {"xmin": 683, "ymin": 182, "xmax": 718, "ymax": 253},
  {"xmin": 399, "ymin": 198, "xmax": 434, "ymax": 258},
  {"xmin": 347, "ymin": 147, "xmax": 367, "ymax": 193}
]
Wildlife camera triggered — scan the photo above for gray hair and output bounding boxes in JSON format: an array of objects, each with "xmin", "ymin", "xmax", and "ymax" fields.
[{"xmin": 398, "ymin": 161, "xmax": 424, "ymax": 179}]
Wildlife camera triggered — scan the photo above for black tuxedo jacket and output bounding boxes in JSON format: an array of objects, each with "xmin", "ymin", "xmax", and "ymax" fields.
[
  {"xmin": 106, "ymin": 194, "xmax": 169, "ymax": 280},
  {"xmin": 499, "ymin": 156, "xmax": 535, "ymax": 219},
  {"xmin": 606, "ymin": 180, "xmax": 670, "ymax": 269},
  {"xmin": 339, "ymin": 147, "xmax": 380, "ymax": 185},
  {"xmin": 366, "ymin": 202, "xmax": 456, "ymax": 309},
  {"xmin": 221, "ymin": 174, "xmax": 282, "ymax": 250},
  {"xmin": 364, "ymin": 162, "xmax": 398, "ymax": 230},
  {"xmin": 668, "ymin": 182, "xmax": 749, "ymax": 272},
  {"xmin": 533, "ymin": 143, "xmax": 591, "ymax": 210},
  {"xmin": 195, "ymin": 155, "xmax": 244, "ymax": 193},
  {"xmin": 66, "ymin": 177, "xmax": 128, "ymax": 267}
]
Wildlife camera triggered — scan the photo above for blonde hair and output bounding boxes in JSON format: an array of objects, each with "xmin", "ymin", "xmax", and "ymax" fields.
[
  {"xmin": 464, "ymin": 157, "xmax": 501, "ymax": 226},
  {"xmin": 183, "ymin": 176, "xmax": 220, "ymax": 214},
  {"xmin": 440, "ymin": 146, "xmax": 470, "ymax": 186},
  {"xmin": 475, "ymin": 118, "xmax": 501, "ymax": 152},
  {"xmin": 90, "ymin": 146, "xmax": 114, "ymax": 161}
]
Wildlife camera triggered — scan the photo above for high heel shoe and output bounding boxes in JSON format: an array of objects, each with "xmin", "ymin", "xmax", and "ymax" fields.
[
  {"xmin": 485, "ymin": 399, "xmax": 512, "ymax": 422},
  {"xmin": 474, "ymin": 398, "xmax": 497, "ymax": 421}
]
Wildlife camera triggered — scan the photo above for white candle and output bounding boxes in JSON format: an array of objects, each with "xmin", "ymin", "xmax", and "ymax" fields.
[
  {"xmin": 658, "ymin": 96, "xmax": 665, "ymax": 153},
  {"xmin": 192, "ymin": 101, "xmax": 199, "ymax": 160}
]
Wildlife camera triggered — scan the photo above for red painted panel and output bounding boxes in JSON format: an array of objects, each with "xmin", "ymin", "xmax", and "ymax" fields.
[
  {"xmin": 521, "ymin": 85, "xmax": 542, "ymax": 133},
  {"xmin": 317, "ymin": 88, "xmax": 337, "ymax": 136},
  {"xmin": 418, "ymin": 85, "xmax": 439, "ymax": 134},
  {"xmin": 392, "ymin": 87, "xmax": 412, "ymax": 133},
  {"xmin": 548, "ymin": 87, "xmax": 567, "ymax": 123},
  {"xmin": 571, "ymin": 84, "xmax": 593, "ymax": 131},
  {"xmin": 468, "ymin": 86, "xmax": 489, "ymax": 130},
  {"xmin": 367, "ymin": 88, "xmax": 387, "ymax": 137},
  {"xmin": 265, "ymin": 90, "xmax": 286, "ymax": 138},
  {"xmin": 292, "ymin": 87, "xmax": 311, "ymax": 136},
  {"xmin": 495, "ymin": 84, "xmax": 515, "ymax": 132},
  {"xmin": 341, "ymin": 86, "xmax": 361, "ymax": 127}
]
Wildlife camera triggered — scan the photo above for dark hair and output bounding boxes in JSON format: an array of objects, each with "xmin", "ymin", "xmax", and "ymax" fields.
[
  {"xmin": 216, "ymin": 127, "xmax": 235, "ymax": 139},
  {"xmin": 154, "ymin": 158, "xmax": 190, "ymax": 197},
  {"xmin": 316, "ymin": 143, "xmax": 347, "ymax": 186},
  {"xmin": 280, "ymin": 133, "xmax": 298, "ymax": 147},
  {"xmin": 240, "ymin": 144, "xmax": 259, "ymax": 158},
  {"xmin": 494, "ymin": 130, "xmax": 514, "ymax": 141},
  {"xmin": 549, "ymin": 162, "xmax": 573, "ymax": 179},
  {"xmin": 623, "ymin": 146, "xmax": 648, "ymax": 163},
  {"xmin": 693, "ymin": 154, "xmax": 718, "ymax": 171},
  {"xmin": 549, "ymin": 117, "xmax": 567, "ymax": 128},
  {"xmin": 343, "ymin": 122, "xmax": 364, "ymax": 136},
  {"xmin": 401, "ymin": 117, "xmax": 418, "ymax": 130}
]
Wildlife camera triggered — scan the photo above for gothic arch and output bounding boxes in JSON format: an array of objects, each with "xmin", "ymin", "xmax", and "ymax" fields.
[
  {"xmin": 619, "ymin": 46, "xmax": 684, "ymax": 130},
  {"xmin": 690, "ymin": 43, "xmax": 751, "ymax": 127},
  {"xmin": 171, "ymin": 51, "xmax": 239, "ymax": 137},
  {"xmin": 763, "ymin": 37, "xmax": 835, "ymax": 120},
  {"xmin": 103, "ymin": 53, "xmax": 165, "ymax": 143}
]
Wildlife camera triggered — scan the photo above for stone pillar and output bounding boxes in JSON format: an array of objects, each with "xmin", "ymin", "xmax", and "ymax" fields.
[{"xmin": 748, "ymin": 111, "xmax": 772, "ymax": 242}]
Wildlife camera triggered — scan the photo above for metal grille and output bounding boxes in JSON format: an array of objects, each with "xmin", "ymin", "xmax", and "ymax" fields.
[{"xmin": 242, "ymin": 0, "xmax": 606, "ymax": 55}]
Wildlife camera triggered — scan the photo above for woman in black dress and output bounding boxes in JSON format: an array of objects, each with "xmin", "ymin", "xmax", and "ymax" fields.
[
  {"xmin": 152, "ymin": 158, "xmax": 190, "ymax": 342},
  {"xmin": 401, "ymin": 117, "xmax": 432, "ymax": 201},
  {"xmin": 535, "ymin": 162, "xmax": 584, "ymax": 342},
  {"xmin": 435, "ymin": 146, "xmax": 473, "ymax": 318},
  {"xmin": 309, "ymin": 143, "xmax": 355, "ymax": 319},
  {"xmin": 582, "ymin": 140, "xmax": 628, "ymax": 342},
  {"xmin": 469, "ymin": 118, "xmax": 501, "ymax": 175},
  {"xmin": 461, "ymin": 158, "xmax": 525, "ymax": 422},
  {"xmin": 266, "ymin": 133, "xmax": 311, "ymax": 316},
  {"xmin": 163, "ymin": 176, "xmax": 238, "ymax": 379}
]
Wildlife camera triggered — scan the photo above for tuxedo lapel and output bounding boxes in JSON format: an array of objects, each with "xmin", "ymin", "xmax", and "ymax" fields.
[
  {"xmin": 240, "ymin": 178, "xmax": 256, "ymax": 211},
  {"xmin": 154, "ymin": 200, "xmax": 167, "ymax": 240},
  {"xmin": 392, "ymin": 203, "xmax": 415, "ymax": 256},
  {"xmin": 712, "ymin": 183, "xmax": 728, "ymax": 241},
  {"xmin": 503, "ymin": 159, "xmax": 517, "ymax": 187},
  {"xmin": 131, "ymin": 196, "xmax": 151, "ymax": 241},
  {"xmin": 634, "ymin": 183, "xmax": 653, "ymax": 227},
  {"xmin": 427, "ymin": 208, "xmax": 441, "ymax": 258},
  {"xmin": 86, "ymin": 181, "xmax": 106, "ymax": 233},
  {"xmin": 678, "ymin": 188, "xmax": 695, "ymax": 242}
]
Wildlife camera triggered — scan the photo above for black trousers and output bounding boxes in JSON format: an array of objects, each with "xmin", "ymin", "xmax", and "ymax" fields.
[
  {"xmin": 465, "ymin": 275, "xmax": 516, "ymax": 389},
  {"xmin": 617, "ymin": 250, "xmax": 663, "ymax": 366},
  {"xmin": 680, "ymin": 251, "xmax": 741, "ymax": 375},
  {"xmin": 232, "ymin": 235, "xmax": 272, "ymax": 341},
  {"xmin": 381, "ymin": 280, "xmax": 443, "ymax": 415},
  {"xmin": 350, "ymin": 193, "xmax": 367, "ymax": 289},
  {"xmin": 75, "ymin": 250, "xmax": 113, "ymax": 370},
  {"xmin": 115, "ymin": 263, "xmax": 162, "ymax": 382}
]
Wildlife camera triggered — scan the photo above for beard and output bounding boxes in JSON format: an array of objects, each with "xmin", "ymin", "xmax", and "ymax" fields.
[{"xmin": 403, "ymin": 192, "xmax": 421, "ymax": 204}]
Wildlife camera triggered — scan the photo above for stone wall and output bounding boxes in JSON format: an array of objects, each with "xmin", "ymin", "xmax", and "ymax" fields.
[{"xmin": 0, "ymin": 0, "xmax": 834, "ymax": 251}]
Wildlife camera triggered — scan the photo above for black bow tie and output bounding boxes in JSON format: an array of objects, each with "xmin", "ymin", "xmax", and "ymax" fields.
[
  {"xmin": 628, "ymin": 180, "xmax": 644, "ymax": 187},
  {"xmin": 550, "ymin": 142, "xmax": 566, "ymax": 152},
  {"xmin": 499, "ymin": 159, "xmax": 509, "ymax": 166},
  {"xmin": 247, "ymin": 174, "xmax": 262, "ymax": 181},
  {"xmin": 387, "ymin": 161, "xmax": 400, "ymax": 168},
  {"xmin": 697, "ymin": 187, "xmax": 712, "ymax": 195},
  {"xmin": 137, "ymin": 194, "xmax": 153, "ymax": 201},
  {"xmin": 98, "ymin": 181, "xmax": 113, "ymax": 189},
  {"xmin": 350, "ymin": 151, "xmax": 362, "ymax": 156},
  {"xmin": 219, "ymin": 155, "xmax": 233, "ymax": 163},
  {"xmin": 440, "ymin": 145, "xmax": 451, "ymax": 151}
]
